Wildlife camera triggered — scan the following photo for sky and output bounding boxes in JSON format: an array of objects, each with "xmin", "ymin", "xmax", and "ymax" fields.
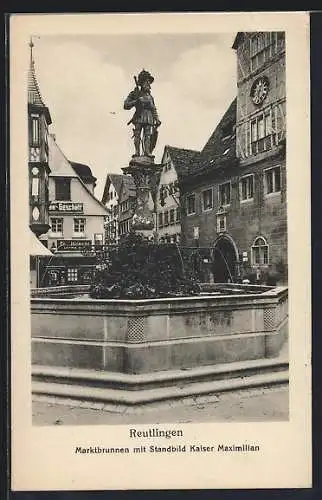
[{"xmin": 32, "ymin": 33, "xmax": 237, "ymax": 199}]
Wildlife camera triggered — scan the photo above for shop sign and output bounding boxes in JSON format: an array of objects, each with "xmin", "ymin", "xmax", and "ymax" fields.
[
  {"xmin": 57, "ymin": 239, "xmax": 92, "ymax": 250},
  {"xmin": 49, "ymin": 202, "xmax": 84, "ymax": 212}
]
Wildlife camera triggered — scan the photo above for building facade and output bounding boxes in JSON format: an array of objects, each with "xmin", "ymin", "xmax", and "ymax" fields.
[
  {"xmin": 118, "ymin": 175, "xmax": 137, "ymax": 240},
  {"xmin": 28, "ymin": 41, "xmax": 52, "ymax": 239},
  {"xmin": 101, "ymin": 174, "xmax": 123, "ymax": 244},
  {"xmin": 45, "ymin": 134, "xmax": 108, "ymax": 253},
  {"xmin": 181, "ymin": 31, "xmax": 287, "ymax": 285},
  {"xmin": 156, "ymin": 146, "xmax": 198, "ymax": 243}
]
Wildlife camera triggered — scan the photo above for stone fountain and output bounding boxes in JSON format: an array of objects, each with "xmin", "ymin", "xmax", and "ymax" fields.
[{"xmin": 31, "ymin": 70, "xmax": 289, "ymax": 407}]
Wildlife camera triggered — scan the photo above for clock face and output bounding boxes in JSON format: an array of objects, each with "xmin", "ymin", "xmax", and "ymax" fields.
[
  {"xmin": 250, "ymin": 76, "xmax": 270, "ymax": 106},
  {"xmin": 31, "ymin": 167, "xmax": 39, "ymax": 176}
]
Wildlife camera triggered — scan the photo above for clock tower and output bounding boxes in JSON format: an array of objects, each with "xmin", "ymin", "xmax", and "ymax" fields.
[
  {"xmin": 233, "ymin": 32, "xmax": 285, "ymax": 162},
  {"xmin": 28, "ymin": 39, "xmax": 52, "ymax": 238}
]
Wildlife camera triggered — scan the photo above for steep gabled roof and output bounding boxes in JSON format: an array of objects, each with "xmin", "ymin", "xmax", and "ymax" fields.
[
  {"xmin": 232, "ymin": 32, "xmax": 245, "ymax": 50},
  {"xmin": 27, "ymin": 42, "xmax": 52, "ymax": 124},
  {"xmin": 28, "ymin": 60, "xmax": 45, "ymax": 107},
  {"xmin": 121, "ymin": 175, "xmax": 136, "ymax": 198},
  {"xmin": 70, "ymin": 161, "xmax": 97, "ymax": 185},
  {"xmin": 187, "ymin": 98, "xmax": 237, "ymax": 179},
  {"xmin": 48, "ymin": 135, "xmax": 108, "ymax": 214},
  {"xmin": 164, "ymin": 145, "xmax": 200, "ymax": 181},
  {"xmin": 109, "ymin": 174, "xmax": 123, "ymax": 196},
  {"xmin": 101, "ymin": 174, "xmax": 125, "ymax": 205}
]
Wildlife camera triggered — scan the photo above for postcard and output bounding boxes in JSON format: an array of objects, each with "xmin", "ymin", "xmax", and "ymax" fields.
[{"xmin": 10, "ymin": 11, "xmax": 311, "ymax": 490}]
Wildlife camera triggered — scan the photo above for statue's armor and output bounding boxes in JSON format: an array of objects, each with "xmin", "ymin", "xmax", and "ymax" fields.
[
  {"xmin": 124, "ymin": 77, "xmax": 160, "ymax": 156},
  {"xmin": 124, "ymin": 90, "xmax": 159, "ymax": 130}
]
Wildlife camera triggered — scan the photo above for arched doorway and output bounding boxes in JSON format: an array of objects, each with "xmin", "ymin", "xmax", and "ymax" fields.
[{"xmin": 212, "ymin": 236, "xmax": 239, "ymax": 283}]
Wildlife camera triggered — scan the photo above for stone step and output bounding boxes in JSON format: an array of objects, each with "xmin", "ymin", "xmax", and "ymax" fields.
[
  {"xmin": 32, "ymin": 367, "xmax": 289, "ymax": 406},
  {"xmin": 32, "ymin": 356, "xmax": 288, "ymax": 391}
]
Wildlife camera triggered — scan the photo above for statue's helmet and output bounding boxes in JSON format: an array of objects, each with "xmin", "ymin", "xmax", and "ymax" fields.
[{"xmin": 137, "ymin": 69, "xmax": 154, "ymax": 86}]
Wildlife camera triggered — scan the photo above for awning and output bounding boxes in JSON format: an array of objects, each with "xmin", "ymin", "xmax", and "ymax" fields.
[{"xmin": 30, "ymin": 230, "xmax": 53, "ymax": 256}]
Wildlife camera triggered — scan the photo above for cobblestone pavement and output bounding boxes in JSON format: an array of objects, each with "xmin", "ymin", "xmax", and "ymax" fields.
[{"xmin": 32, "ymin": 384, "xmax": 288, "ymax": 425}]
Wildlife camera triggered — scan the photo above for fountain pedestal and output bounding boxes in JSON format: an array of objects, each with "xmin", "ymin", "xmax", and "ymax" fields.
[{"xmin": 122, "ymin": 155, "xmax": 162, "ymax": 239}]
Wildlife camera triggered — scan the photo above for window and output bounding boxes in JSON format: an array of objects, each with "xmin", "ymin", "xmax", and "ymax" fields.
[
  {"xmin": 158, "ymin": 212, "xmax": 163, "ymax": 228},
  {"xmin": 250, "ymin": 32, "xmax": 284, "ymax": 72},
  {"xmin": 50, "ymin": 218, "xmax": 63, "ymax": 236},
  {"xmin": 186, "ymin": 194, "xmax": 196, "ymax": 215},
  {"xmin": 264, "ymin": 166, "xmax": 281, "ymax": 195},
  {"xmin": 67, "ymin": 268, "xmax": 78, "ymax": 282},
  {"xmin": 31, "ymin": 178, "xmax": 39, "ymax": 196},
  {"xmin": 169, "ymin": 208, "xmax": 175, "ymax": 224},
  {"xmin": 55, "ymin": 178, "xmax": 71, "ymax": 201},
  {"xmin": 74, "ymin": 218, "xmax": 86, "ymax": 235},
  {"xmin": 176, "ymin": 207, "xmax": 181, "ymax": 222},
  {"xmin": 31, "ymin": 114, "xmax": 40, "ymax": 145},
  {"xmin": 121, "ymin": 201, "xmax": 129, "ymax": 213},
  {"xmin": 202, "ymin": 188, "xmax": 213, "ymax": 211},
  {"xmin": 240, "ymin": 175, "xmax": 254, "ymax": 201},
  {"xmin": 217, "ymin": 215, "xmax": 226, "ymax": 233},
  {"xmin": 94, "ymin": 233, "xmax": 103, "ymax": 246},
  {"xmin": 252, "ymin": 237, "xmax": 269, "ymax": 265},
  {"xmin": 218, "ymin": 182, "xmax": 231, "ymax": 206},
  {"xmin": 164, "ymin": 211, "xmax": 169, "ymax": 226},
  {"xmin": 249, "ymin": 109, "xmax": 278, "ymax": 155}
]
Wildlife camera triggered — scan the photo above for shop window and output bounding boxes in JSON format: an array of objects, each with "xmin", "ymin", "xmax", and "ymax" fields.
[{"xmin": 251, "ymin": 236, "xmax": 269, "ymax": 265}]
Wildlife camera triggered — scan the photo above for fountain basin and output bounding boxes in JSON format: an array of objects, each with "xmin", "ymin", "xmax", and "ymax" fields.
[{"xmin": 31, "ymin": 284, "xmax": 288, "ymax": 375}]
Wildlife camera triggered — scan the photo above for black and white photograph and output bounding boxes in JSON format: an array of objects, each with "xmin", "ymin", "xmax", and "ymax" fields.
[
  {"xmin": 10, "ymin": 12, "xmax": 311, "ymax": 490},
  {"xmin": 28, "ymin": 29, "xmax": 288, "ymax": 426}
]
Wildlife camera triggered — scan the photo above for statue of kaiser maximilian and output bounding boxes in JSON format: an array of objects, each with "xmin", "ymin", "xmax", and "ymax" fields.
[{"xmin": 124, "ymin": 69, "xmax": 161, "ymax": 158}]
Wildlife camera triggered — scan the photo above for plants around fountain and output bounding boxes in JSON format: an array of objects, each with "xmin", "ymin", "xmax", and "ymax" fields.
[{"xmin": 89, "ymin": 232, "xmax": 201, "ymax": 299}]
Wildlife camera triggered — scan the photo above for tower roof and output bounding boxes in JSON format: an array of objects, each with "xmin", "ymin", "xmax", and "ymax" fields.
[{"xmin": 28, "ymin": 39, "xmax": 52, "ymax": 124}]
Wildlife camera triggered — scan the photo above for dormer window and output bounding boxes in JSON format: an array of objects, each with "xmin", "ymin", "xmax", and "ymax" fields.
[{"xmin": 221, "ymin": 122, "xmax": 234, "ymax": 141}]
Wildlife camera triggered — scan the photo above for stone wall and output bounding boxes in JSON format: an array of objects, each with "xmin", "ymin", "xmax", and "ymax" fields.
[
  {"xmin": 181, "ymin": 154, "xmax": 287, "ymax": 282},
  {"xmin": 31, "ymin": 286, "xmax": 288, "ymax": 375}
]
